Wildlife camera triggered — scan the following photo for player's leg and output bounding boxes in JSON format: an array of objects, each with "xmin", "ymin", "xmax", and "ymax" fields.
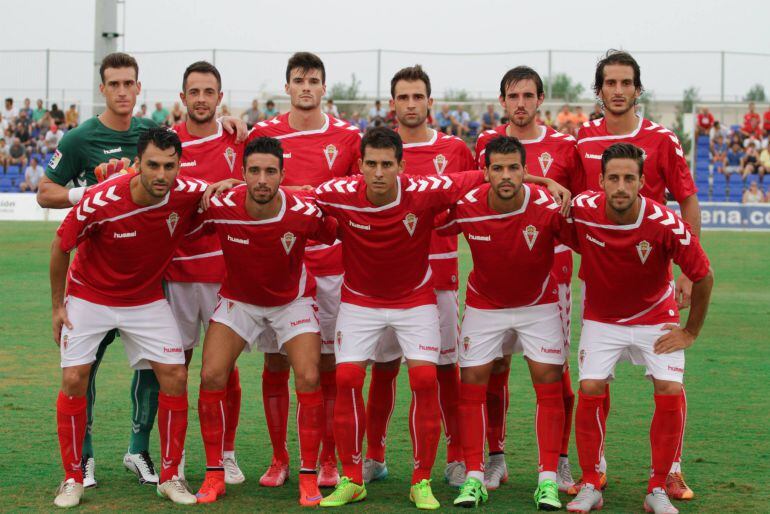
[
  {"xmin": 124, "ymin": 368, "xmax": 160, "ymax": 484},
  {"xmin": 556, "ymin": 274, "xmax": 577, "ymax": 492},
  {"xmin": 666, "ymin": 385, "xmax": 693, "ymax": 501},
  {"xmin": 260, "ymin": 340, "xmax": 292, "ymax": 486},
  {"xmin": 485, "ymin": 353, "xmax": 511, "ymax": 489}
]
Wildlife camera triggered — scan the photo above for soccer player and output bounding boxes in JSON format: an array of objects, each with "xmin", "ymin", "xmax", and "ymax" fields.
[
  {"xmin": 575, "ymin": 50, "xmax": 701, "ymax": 499},
  {"xmin": 474, "ymin": 66, "xmax": 584, "ymax": 492},
  {"xmin": 565, "ymin": 143, "xmax": 713, "ymax": 514},
  {"xmin": 164, "ymin": 61, "xmax": 246, "ymax": 483},
  {"xmin": 437, "ymin": 136, "xmax": 576, "ymax": 510},
  {"xmin": 50, "ymin": 128, "xmax": 236, "ymax": 507},
  {"xmin": 193, "ymin": 137, "xmax": 337, "ymax": 506},
  {"xmin": 246, "ymin": 52, "xmax": 361, "ymax": 488}
]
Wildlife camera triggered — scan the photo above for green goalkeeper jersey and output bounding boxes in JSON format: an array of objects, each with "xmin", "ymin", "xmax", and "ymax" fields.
[{"xmin": 45, "ymin": 116, "xmax": 158, "ymax": 187}]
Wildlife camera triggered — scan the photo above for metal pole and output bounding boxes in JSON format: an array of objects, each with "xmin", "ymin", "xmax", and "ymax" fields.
[
  {"xmin": 45, "ymin": 49, "xmax": 50, "ymax": 108},
  {"xmin": 212, "ymin": 48, "xmax": 217, "ymax": 66},
  {"xmin": 547, "ymin": 49, "xmax": 552, "ymax": 100},
  {"xmin": 720, "ymin": 51, "xmax": 725, "ymax": 103},
  {"xmin": 376, "ymin": 49, "xmax": 381, "ymax": 100}
]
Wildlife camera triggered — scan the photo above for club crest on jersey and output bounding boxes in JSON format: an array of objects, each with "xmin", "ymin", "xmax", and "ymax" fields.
[
  {"xmin": 336, "ymin": 330, "xmax": 343, "ymax": 350},
  {"xmin": 403, "ymin": 213, "xmax": 418, "ymax": 236},
  {"xmin": 463, "ymin": 336, "xmax": 470, "ymax": 354},
  {"xmin": 227, "ymin": 301, "xmax": 234, "ymax": 313},
  {"xmin": 324, "ymin": 144, "xmax": 338, "ymax": 169},
  {"xmin": 166, "ymin": 212, "xmax": 179, "ymax": 235},
  {"xmin": 432, "ymin": 153, "xmax": 448, "ymax": 174},
  {"xmin": 62, "ymin": 334, "xmax": 68, "ymax": 349},
  {"xmin": 224, "ymin": 147, "xmax": 236, "ymax": 172},
  {"xmin": 538, "ymin": 152, "xmax": 553, "ymax": 176},
  {"xmin": 523, "ymin": 224, "xmax": 539, "ymax": 250},
  {"xmin": 636, "ymin": 240, "xmax": 652, "ymax": 264},
  {"xmin": 579, "ymin": 349, "xmax": 586, "ymax": 368},
  {"xmin": 281, "ymin": 232, "xmax": 296, "ymax": 254}
]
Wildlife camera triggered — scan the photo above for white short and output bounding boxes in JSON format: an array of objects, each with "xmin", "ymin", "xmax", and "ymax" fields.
[
  {"xmin": 335, "ymin": 302, "xmax": 441, "ymax": 364},
  {"xmin": 577, "ymin": 320, "xmax": 685, "ymax": 383},
  {"xmin": 166, "ymin": 281, "xmax": 220, "ymax": 350},
  {"xmin": 374, "ymin": 290, "xmax": 459, "ymax": 365},
  {"xmin": 557, "ymin": 283, "xmax": 572, "ymax": 357},
  {"xmin": 459, "ymin": 303, "xmax": 565, "ymax": 367},
  {"xmin": 60, "ymin": 296, "xmax": 185, "ymax": 370}
]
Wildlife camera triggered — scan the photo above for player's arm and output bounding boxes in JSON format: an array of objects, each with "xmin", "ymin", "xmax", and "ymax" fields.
[
  {"xmin": 49, "ymin": 234, "xmax": 72, "ymax": 345},
  {"xmin": 552, "ymin": 211, "xmax": 579, "ymax": 253},
  {"xmin": 434, "ymin": 206, "xmax": 460, "ymax": 236},
  {"xmin": 654, "ymin": 266, "xmax": 714, "ymax": 355},
  {"xmin": 220, "ymin": 116, "xmax": 249, "ymax": 143},
  {"xmin": 524, "ymin": 174, "xmax": 571, "ymax": 216},
  {"xmin": 199, "ymin": 178, "xmax": 244, "ymax": 210}
]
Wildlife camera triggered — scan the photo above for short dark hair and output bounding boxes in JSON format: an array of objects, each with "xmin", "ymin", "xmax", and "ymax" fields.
[
  {"xmin": 601, "ymin": 142, "xmax": 644, "ymax": 177},
  {"xmin": 183, "ymin": 61, "xmax": 221, "ymax": 92},
  {"xmin": 499, "ymin": 66, "xmax": 544, "ymax": 98},
  {"xmin": 137, "ymin": 127, "xmax": 182, "ymax": 159},
  {"xmin": 361, "ymin": 126, "xmax": 403, "ymax": 161},
  {"xmin": 99, "ymin": 52, "xmax": 139, "ymax": 83},
  {"xmin": 243, "ymin": 137, "xmax": 284, "ymax": 169},
  {"xmin": 593, "ymin": 50, "xmax": 643, "ymax": 97},
  {"xmin": 390, "ymin": 64, "xmax": 431, "ymax": 99},
  {"xmin": 285, "ymin": 52, "xmax": 326, "ymax": 84},
  {"xmin": 484, "ymin": 136, "xmax": 527, "ymax": 168}
]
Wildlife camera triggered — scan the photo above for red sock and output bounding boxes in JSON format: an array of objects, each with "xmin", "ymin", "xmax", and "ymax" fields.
[
  {"xmin": 158, "ymin": 391, "xmax": 188, "ymax": 483},
  {"xmin": 575, "ymin": 391, "xmax": 606, "ymax": 488},
  {"xmin": 319, "ymin": 369, "xmax": 337, "ymax": 464},
  {"xmin": 560, "ymin": 368, "xmax": 575, "ymax": 456},
  {"xmin": 56, "ymin": 391, "xmax": 86, "ymax": 483},
  {"xmin": 534, "ymin": 381, "xmax": 565, "ymax": 473},
  {"xmin": 223, "ymin": 367, "xmax": 241, "ymax": 453},
  {"xmin": 649, "ymin": 393, "xmax": 683, "ymax": 491},
  {"xmin": 437, "ymin": 364, "xmax": 463, "ymax": 463},
  {"xmin": 459, "ymin": 382, "xmax": 487, "ymax": 473},
  {"xmin": 602, "ymin": 382, "xmax": 611, "ymax": 422},
  {"xmin": 334, "ymin": 364, "xmax": 366, "ymax": 484},
  {"xmin": 408, "ymin": 365, "xmax": 441, "ymax": 484},
  {"xmin": 673, "ymin": 387, "xmax": 687, "ymax": 466},
  {"xmin": 486, "ymin": 368, "xmax": 510, "ymax": 454},
  {"xmin": 262, "ymin": 368, "xmax": 290, "ymax": 464},
  {"xmin": 297, "ymin": 388, "xmax": 324, "ymax": 471},
  {"xmin": 365, "ymin": 365, "xmax": 399, "ymax": 462},
  {"xmin": 198, "ymin": 388, "xmax": 226, "ymax": 469}
]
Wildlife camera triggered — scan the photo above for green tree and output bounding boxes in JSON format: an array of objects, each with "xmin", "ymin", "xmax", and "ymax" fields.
[
  {"xmin": 672, "ymin": 86, "xmax": 700, "ymax": 164},
  {"xmin": 549, "ymin": 73, "xmax": 585, "ymax": 102},
  {"xmin": 744, "ymin": 84, "xmax": 766, "ymax": 102},
  {"xmin": 329, "ymin": 73, "xmax": 362, "ymax": 100},
  {"xmin": 637, "ymin": 90, "xmax": 657, "ymax": 123},
  {"xmin": 443, "ymin": 89, "xmax": 471, "ymax": 102}
]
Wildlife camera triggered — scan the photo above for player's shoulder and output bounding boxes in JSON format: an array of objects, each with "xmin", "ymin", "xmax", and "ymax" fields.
[
  {"xmin": 641, "ymin": 197, "xmax": 692, "ymax": 244},
  {"xmin": 542, "ymin": 125, "xmax": 577, "ymax": 147},
  {"xmin": 570, "ymin": 190, "xmax": 604, "ymax": 218},
  {"xmin": 248, "ymin": 113, "xmax": 287, "ymax": 138},
  {"xmin": 436, "ymin": 132, "xmax": 471, "ymax": 152},
  {"xmin": 526, "ymin": 184, "xmax": 562, "ymax": 214},
  {"xmin": 454, "ymin": 183, "xmax": 488, "ymax": 213},
  {"xmin": 134, "ymin": 117, "xmax": 159, "ymax": 131},
  {"xmin": 315, "ymin": 174, "xmax": 362, "ymax": 198},
  {"xmin": 59, "ymin": 118, "xmax": 97, "ymax": 144},
  {"xmin": 206, "ymin": 183, "xmax": 246, "ymax": 212},
  {"xmin": 638, "ymin": 118, "xmax": 683, "ymax": 149},
  {"xmin": 326, "ymin": 115, "xmax": 363, "ymax": 140},
  {"xmin": 73, "ymin": 173, "xmax": 133, "ymax": 221},
  {"xmin": 576, "ymin": 117, "xmax": 606, "ymax": 142},
  {"xmin": 283, "ymin": 188, "xmax": 324, "ymax": 219},
  {"xmin": 476, "ymin": 126, "xmax": 506, "ymax": 144},
  {"xmin": 171, "ymin": 176, "xmax": 210, "ymax": 199}
]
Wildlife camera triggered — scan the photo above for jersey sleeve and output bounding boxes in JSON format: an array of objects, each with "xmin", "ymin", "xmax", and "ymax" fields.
[
  {"xmin": 45, "ymin": 130, "xmax": 82, "ymax": 186},
  {"xmin": 666, "ymin": 215, "xmax": 710, "ymax": 283},
  {"xmin": 413, "ymin": 170, "xmax": 485, "ymax": 210},
  {"xmin": 347, "ymin": 134, "xmax": 362, "ymax": 175},
  {"xmin": 309, "ymin": 211, "xmax": 340, "ymax": 245},
  {"xmin": 568, "ymin": 145, "xmax": 586, "ymax": 194},
  {"xmin": 461, "ymin": 142, "xmax": 476, "ymax": 170},
  {"xmin": 659, "ymin": 133, "xmax": 697, "ymax": 202},
  {"xmin": 55, "ymin": 191, "xmax": 99, "ymax": 251},
  {"xmin": 185, "ymin": 206, "xmax": 216, "ymax": 240},
  {"xmin": 434, "ymin": 207, "xmax": 461, "ymax": 236},
  {"xmin": 474, "ymin": 133, "xmax": 488, "ymax": 168},
  {"xmin": 551, "ymin": 212, "xmax": 579, "ymax": 252}
]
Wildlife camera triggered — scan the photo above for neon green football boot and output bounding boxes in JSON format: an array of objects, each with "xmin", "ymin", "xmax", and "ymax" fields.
[
  {"xmin": 453, "ymin": 476, "xmax": 489, "ymax": 508},
  {"xmin": 409, "ymin": 479, "xmax": 440, "ymax": 510},
  {"xmin": 534, "ymin": 479, "xmax": 562, "ymax": 511},
  {"xmin": 319, "ymin": 476, "xmax": 366, "ymax": 507}
]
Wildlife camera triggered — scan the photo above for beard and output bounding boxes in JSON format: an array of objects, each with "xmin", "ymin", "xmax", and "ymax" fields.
[
  {"xmin": 141, "ymin": 175, "xmax": 169, "ymax": 198},
  {"xmin": 187, "ymin": 106, "xmax": 216, "ymax": 124},
  {"xmin": 510, "ymin": 111, "xmax": 536, "ymax": 128},
  {"xmin": 248, "ymin": 187, "xmax": 278, "ymax": 205}
]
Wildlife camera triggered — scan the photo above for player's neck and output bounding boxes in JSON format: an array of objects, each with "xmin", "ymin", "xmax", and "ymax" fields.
[
  {"xmin": 98, "ymin": 108, "xmax": 132, "ymax": 132},
  {"xmin": 605, "ymin": 197, "xmax": 641, "ymax": 225},
  {"xmin": 604, "ymin": 110, "xmax": 639, "ymax": 136},
  {"xmin": 399, "ymin": 124, "xmax": 433, "ymax": 144},
  {"xmin": 365, "ymin": 185, "xmax": 398, "ymax": 207},
  {"xmin": 245, "ymin": 189, "xmax": 283, "ymax": 220},
  {"xmin": 288, "ymin": 108, "xmax": 325, "ymax": 132},
  {"xmin": 487, "ymin": 184, "xmax": 525, "ymax": 214},
  {"xmin": 506, "ymin": 122, "xmax": 541, "ymax": 141},
  {"xmin": 185, "ymin": 118, "xmax": 218, "ymax": 138},
  {"xmin": 129, "ymin": 175, "xmax": 164, "ymax": 207}
]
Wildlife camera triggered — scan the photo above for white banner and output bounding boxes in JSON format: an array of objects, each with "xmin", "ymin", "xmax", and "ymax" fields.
[{"xmin": 0, "ymin": 193, "xmax": 70, "ymax": 222}]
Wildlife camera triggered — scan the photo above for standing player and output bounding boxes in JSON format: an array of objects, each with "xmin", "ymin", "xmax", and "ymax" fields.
[
  {"xmin": 565, "ymin": 143, "xmax": 713, "ymax": 514},
  {"xmin": 437, "ymin": 136, "xmax": 575, "ymax": 510},
  {"xmin": 164, "ymin": 61, "xmax": 246, "ymax": 483},
  {"xmin": 193, "ymin": 138, "xmax": 337, "ymax": 506},
  {"xmin": 474, "ymin": 66, "xmax": 584, "ymax": 491},
  {"xmin": 575, "ymin": 50, "xmax": 701, "ymax": 499},
  {"xmin": 50, "ymin": 128, "xmax": 236, "ymax": 507},
  {"xmin": 246, "ymin": 52, "xmax": 361, "ymax": 488}
]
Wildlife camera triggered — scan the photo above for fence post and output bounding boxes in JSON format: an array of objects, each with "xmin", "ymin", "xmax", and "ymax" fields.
[
  {"xmin": 720, "ymin": 50, "xmax": 725, "ymax": 103},
  {"xmin": 212, "ymin": 48, "xmax": 217, "ymax": 66},
  {"xmin": 45, "ymin": 49, "xmax": 51, "ymax": 108},
  {"xmin": 547, "ymin": 49, "xmax": 552, "ymax": 100},
  {"xmin": 376, "ymin": 49, "xmax": 382, "ymax": 100}
]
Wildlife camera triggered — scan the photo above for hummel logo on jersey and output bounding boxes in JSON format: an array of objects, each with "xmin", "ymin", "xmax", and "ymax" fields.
[
  {"xmin": 403, "ymin": 213, "xmax": 418, "ymax": 236},
  {"xmin": 290, "ymin": 318, "xmax": 311, "ymax": 327},
  {"xmin": 114, "ymin": 231, "xmax": 136, "ymax": 239},
  {"xmin": 163, "ymin": 347, "xmax": 182, "ymax": 353},
  {"xmin": 166, "ymin": 212, "xmax": 179, "ymax": 235},
  {"xmin": 468, "ymin": 234, "xmax": 491, "ymax": 241},
  {"xmin": 283, "ymin": 152, "xmax": 292, "ymax": 159},
  {"xmin": 324, "ymin": 144, "xmax": 338, "ymax": 169},
  {"xmin": 538, "ymin": 152, "xmax": 553, "ymax": 176},
  {"xmin": 103, "ymin": 147, "xmax": 123, "ymax": 155},
  {"xmin": 432, "ymin": 153, "xmax": 448, "ymax": 174},
  {"xmin": 584, "ymin": 152, "xmax": 602, "ymax": 160},
  {"xmin": 227, "ymin": 234, "xmax": 249, "ymax": 245},
  {"xmin": 349, "ymin": 220, "xmax": 371, "ymax": 231},
  {"xmin": 224, "ymin": 147, "xmax": 236, "ymax": 172},
  {"xmin": 281, "ymin": 232, "xmax": 296, "ymax": 254},
  {"xmin": 523, "ymin": 224, "xmax": 539, "ymax": 250},
  {"xmin": 541, "ymin": 346, "xmax": 562, "ymax": 354},
  {"xmin": 180, "ymin": 160, "xmax": 197, "ymax": 168},
  {"xmin": 586, "ymin": 234, "xmax": 605, "ymax": 247},
  {"xmin": 636, "ymin": 240, "xmax": 652, "ymax": 264}
]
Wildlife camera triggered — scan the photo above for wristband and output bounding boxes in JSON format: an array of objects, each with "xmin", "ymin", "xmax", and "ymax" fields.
[{"xmin": 68, "ymin": 186, "xmax": 86, "ymax": 206}]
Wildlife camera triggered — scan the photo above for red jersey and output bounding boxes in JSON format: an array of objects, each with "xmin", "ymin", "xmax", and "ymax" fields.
[
  {"xmin": 401, "ymin": 129, "xmax": 476, "ymax": 290},
  {"xmin": 437, "ymin": 183, "xmax": 573, "ymax": 309},
  {"xmin": 763, "ymin": 110, "xmax": 770, "ymax": 132},
  {"xmin": 577, "ymin": 116, "xmax": 697, "ymax": 204},
  {"xmin": 743, "ymin": 112, "xmax": 760, "ymax": 133},
  {"xmin": 696, "ymin": 112, "xmax": 714, "ymax": 131},
  {"xmin": 165, "ymin": 121, "xmax": 244, "ymax": 284},
  {"xmin": 248, "ymin": 112, "xmax": 361, "ymax": 276},
  {"xmin": 187, "ymin": 186, "xmax": 337, "ymax": 307},
  {"xmin": 314, "ymin": 170, "xmax": 485, "ymax": 309},
  {"xmin": 57, "ymin": 174, "xmax": 207, "ymax": 307},
  {"xmin": 569, "ymin": 191, "xmax": 710, "ymax": 325}
]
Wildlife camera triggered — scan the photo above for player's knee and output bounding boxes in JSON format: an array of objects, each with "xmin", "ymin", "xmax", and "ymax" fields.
[
  {"xmin": 61, "ymin": 366, "xmax": 90, "ymax": 396},
  {"xmin": 491, "ymin": 357, "xmax": 510, "ymax": 375},
  {"xmin": 200, "ymin": 364, "xmax": 228, "ymax": 391},
  {"xmin": 408, "ymin": 364, "xmax": 438, "ymax": 391},
  {"xmin": 579, "ymin": 379, "xmax": 607, "ymax": 396},
  {"xmin": 653, "ymin": 379, "xmax": 682, "ymax": 395},
  {"xmin": 161, "ymin": 365, "xmax": 188, "ymax": 394},
  {"xmin": 336, "ymin": 363, "xmax": 366, "ymax": 390},
  {"xmin": 293, "ymin": 365, "xmax": 320, "ymax": 393}
]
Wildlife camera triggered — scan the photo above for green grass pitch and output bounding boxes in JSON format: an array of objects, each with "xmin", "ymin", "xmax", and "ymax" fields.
[{"xmin": 1, "ymin": 221, "xmax": 768, "ymax": 512}]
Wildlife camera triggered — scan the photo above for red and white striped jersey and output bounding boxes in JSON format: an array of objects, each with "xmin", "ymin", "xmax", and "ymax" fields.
[
  {"xmin": 400, "ymin": 129, "xmax": 476, "ymax": 291},
  {"xmin": 314, "ymin": 170, "xmax": 485, "ymax": 309},
  {"xmin": 247, "ymin": 112, "xmax": 362, "ymax": 276},
  {"xmin": 570, "ymin": 191, "xmax": 710, "ymax": 325},
  {"xmin": 187, "ymin": 186, "xmax": 337, "ymax": 307},
  {"xmin": 437, "ymin": 183, "xmax": 573, "ymax": 309},
  {"xmin": 57, "ymin": 173, "xmax": 208, "ymax": 307},
  {"xmin": 577, "ymin": 116, "xmax": 697, "ymax": 204},
  {"xmin": 164, "ymin": 121, "xmax": 245, "ymax": 284}
]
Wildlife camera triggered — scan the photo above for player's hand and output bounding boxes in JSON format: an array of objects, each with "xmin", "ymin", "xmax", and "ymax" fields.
[
  {"xmin": 653, "ymin": 324, "xmax": 695, "ymax": 354},
  {"xmin": 201, "ymin": 179, "xmax": 242, "ymax": 210},
  {"xmin": 675, "ymin": 274, "xmax": 693, "ymax": 310},
  {"xmin": 221, "ymin": 116, "xmax": 249, "ymax": 143},
  {"xmin": 94, "ymin": 157, "xmax": 137, "ymax": 182},
  {"xmin": 52, "ymin": 305, "xmax": 73, "ymax": 346},
  {"xmin": 544, "ymin": 179, "xmax": 572, "ymax": 217}
]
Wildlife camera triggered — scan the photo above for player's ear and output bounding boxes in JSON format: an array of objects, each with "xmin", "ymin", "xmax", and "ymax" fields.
[
  {"xmin": 136, "ymin": 81, "xmax": 142, "ymax": 95},
  {"xmin": 398, "ymin": 158, "xmax": 405, "ymax": 174},
  {"xmin": 99, "ymin": 82, "xmax": 106, "ymax": 97},
  {"xmin": 217, "ymin": 91, "xmax": 224, "ymax": 106},
  {"xmin": 357, "ymin": 158, "xmax": 363, "ymax": 170},
  {"xmin": 284, "ymin": 82, "xmax": 290, "ymax": 95},
  {"xmin": 498, "ymin": 95, "xmax": 505, "ymax": 110},
  {"xmin": 389, "ymin": 98, "xmax": 395, "ymax": 110},
  {"xmin": 179, "ymin": 91, "xmax": 185, "ymax": 104},
  {"xmin": 427, "ymin": 97, "xmax": 434, "ymax": 109}
]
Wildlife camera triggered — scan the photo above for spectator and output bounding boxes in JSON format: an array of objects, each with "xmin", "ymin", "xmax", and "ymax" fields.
[
  {"xmin": 170, "ymin": 102, "xmax": 184, "ymax": 125},
  {"xmin": 741, "ymin": 141, "xmax": 764, "ymax": 182},
  {"xmin": 242, "ymin": 99, "xmax": 262, "ymax": 127},
  {"xmin": 0, "ymin": 113, "xmax": 8, "ymax": 135},
  {"xmin": 589, "ymin": 103, "xmax": 604, "ymax": 121},
  {"xmin": 573, "ymin": 105, "xmax": 588, "ymax": 126},
  {"xmin": 134, "ymin": 103, "xmax": 149, "ymax": 119},
  {"xmin": 20, "ymin": 98, "xmax": 33, "ymax": 119},
  {"xmin": 558, "ymin": 120, "xmax": 575, "ymax": 136},
  {"xmin": 368, "ymin": 100, "xmax": 387, "ymax": 123},
  {"xmin": 743, "ymin": 181, "xmax": 764, "ymax": 203},
  {"xmin": 49, "ymin": 103, "xmax": 65, "ymax": 126},
  {"xmin": 44, "ymin": 124, "xmax": 63, "ymax": 153},
  {"xmin": 348, "ymin": 111, "xmax": 367, "ymax": 131},
  {"xmin": 710, "ymin": 120, "xmax": 728, "ymax": 141},
  {"xmin": 696, "ymin": 107, "xmax": 714, "ymax": 136},
  {"xmin": 8, "ymin": 137, "xmax": 27, "ymax": 168},
  {"xmin": 0, "ymin": 138, "xmax": 8, "ymax": 168},
  {"xmin": 3, "ymin": 98, "xmax": 17, "ymax": 122},
  {"xmin": 324, "ymin": 99, "xmax": 340, "ymax": 118},
  {"xmin": 435, "ymin": 104, "xmax": 452, "ymax": 133},
  {"xmin": 535, "ymin": 109, "xmax": 544, "ymax": 126},
  {"xmin": 556, "ymin": 104, "xmax": 572, "ymax": 129},
  {"xmin": 19, "ymin": 157, "xmax": 44, "ymax": 192},
  {"xmin": 710, "ymin": 133, "xmax": 728, "ymax": 174},
  {"xmin": 220, "ymin": 104, "xmax": 231, "ymax": 117},
  {"xmin": 741, "ymin": 116, "xmax": 763, "ymax": 141},
  {"xmin": 543, "ymin": 110, "xmax": 555, "ymax": 127},
  {"xmin": 742, "ymin": 126, "xmax": 764, "ymax": 150},
  {"xmin": 452, "ymin": 104, "xmax": 470, "ymax": 136},
  {"xmin": 760, "ymin": 142, "xmax": 770, "ymax": 177},
  {"xmin": 481, "ymin": 104, "xmax": 500, "ymax": 130},
  {"xmin": 32, "ymin": 99, "xmax": 47, "ymax": 124},
  {"xmin": 763, "ymin": 105, "xmax": 770, "ymax": 138},
  {"xmin": 743, "ymin": 102, "xmax": 760, "ymax": 135},
  {"xmin": 725, "ymin": 141, "xmax": 744, "ymax": 176},
  {"xmin": 15, "ymin": 111, "xmax": 32, "ymax": 140},
  {"xmin": 263, "ymin": 99, "xmax": 279, "ymax": 119},
  {"xmin": 151, "ymin": 102, "xmax": 170, "ymax": 126},
  {"xmin": 65, "ymin": 104, "xmax": 79, "ymax": 129}
]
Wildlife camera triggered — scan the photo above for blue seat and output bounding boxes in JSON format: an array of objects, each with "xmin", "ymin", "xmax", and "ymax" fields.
[
  {"xmin": 6, "ymin": 165, "xmax": 20, "ymax": 175},
  {"xmin": 0, "ymin": 177, "xmax": 13, "ymax": 192}
]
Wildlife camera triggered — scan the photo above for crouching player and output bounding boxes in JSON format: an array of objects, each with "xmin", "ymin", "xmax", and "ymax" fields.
[
  {"xmin": 436, "ymin": 136, "xmax": 575, "ymax": 510},
  {"xmin": 50, "ymin": 128, "xmax": 239, "ymax": 507},
  {"xmin": 566, "ymin": 143, "xmax": 713, "ymax": 514},
  {"xmin": 192, "ymin": 137, "xmax": 338, "ymax": 507}
]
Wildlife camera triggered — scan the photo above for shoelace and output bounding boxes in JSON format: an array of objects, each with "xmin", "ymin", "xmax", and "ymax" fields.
[
  {"xmin": 559, "ymin": 461, "xmax": 573, "ymax": 482},
  {"xmin": 573, "ymin": 484, "xmax": 596, "ymax": 504},
  {"xmin": 137, "ymin": 451, "xmax": 156, "ymax": 476},
  {"xmin": 223, "ymin": 456, "xmax": 239, "ymax": 474},
  {"xmin": 60, "ymin": 480, "xmax": 78, "ymax": 495},
  {"xmin": 671, "ymin": 473, "xmax": 687, "ymax": 489},
  {"xmin": 459, "ymin": 479, "xmax": 478, "ymax": 497}
]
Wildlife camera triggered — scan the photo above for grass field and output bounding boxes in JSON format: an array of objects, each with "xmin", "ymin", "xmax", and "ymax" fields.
[{"xmin": 1, "ymin": 221, "xmax": 769, "ymax": 513}]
